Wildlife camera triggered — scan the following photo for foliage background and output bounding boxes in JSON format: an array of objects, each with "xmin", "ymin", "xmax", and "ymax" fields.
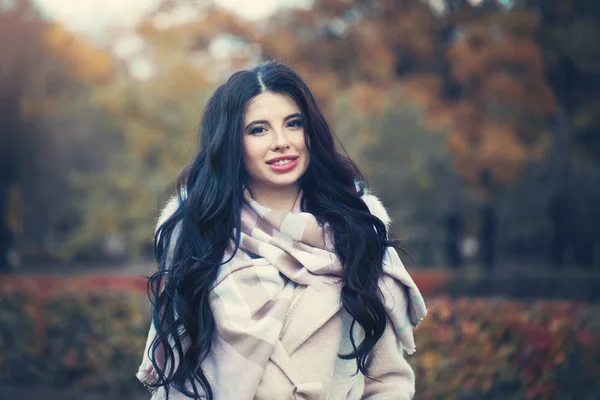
[
  {"xmin": 2, "ymin": 0, "xmax": 599, "ymax": 267},
  {"xmin": 0, "ymin": 277, "xmax": 598, "ymax": 399},
  {"xmin": 1, "ymin": 0, "xmax": 600, "ymax": 398}
]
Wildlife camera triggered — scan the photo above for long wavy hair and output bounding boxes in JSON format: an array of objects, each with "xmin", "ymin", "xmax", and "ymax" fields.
[{"xmin": 147, "ymin": 61, "xmax": 397, "ymax": 399}]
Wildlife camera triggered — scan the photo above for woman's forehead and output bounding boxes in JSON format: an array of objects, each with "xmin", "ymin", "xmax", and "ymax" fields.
[{"xmin": 244, "ymin": 92, "xmax": 300, "ymax": 122}]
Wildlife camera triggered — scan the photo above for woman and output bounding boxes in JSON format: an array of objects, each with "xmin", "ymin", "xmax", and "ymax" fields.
[{"xmin": 137, "ymin": 61, "xmax": 427, "ymax": 400}]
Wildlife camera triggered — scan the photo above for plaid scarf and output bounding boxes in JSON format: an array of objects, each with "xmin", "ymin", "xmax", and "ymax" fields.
[{"xmin": 137, "ymin": 189, "xmax": 427, "ymax": 399}]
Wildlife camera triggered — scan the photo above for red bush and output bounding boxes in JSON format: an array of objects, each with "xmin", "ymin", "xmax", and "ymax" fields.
[{"xmin": 1, "ymin": 275, "xmax": 148, "ymax": 299}]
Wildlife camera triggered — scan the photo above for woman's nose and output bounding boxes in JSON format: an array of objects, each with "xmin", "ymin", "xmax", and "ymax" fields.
[{"xmin": 271, "ymin": 129, "xmax": 291, "ymax": 150}]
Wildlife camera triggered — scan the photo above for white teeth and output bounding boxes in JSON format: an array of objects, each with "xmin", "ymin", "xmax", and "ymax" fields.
[{"xmin": 272, "ymin": 159, "xmax": 294, "ymax": 165}]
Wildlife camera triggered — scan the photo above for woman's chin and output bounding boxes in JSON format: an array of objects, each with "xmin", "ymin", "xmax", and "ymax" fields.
[{"xmin": 261, "ymin": 175, "xmax": 302, "ymax": 189}]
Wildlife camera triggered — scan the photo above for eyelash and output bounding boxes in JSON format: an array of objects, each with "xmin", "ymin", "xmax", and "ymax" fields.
[
  {"xmin": 288, "ymin": 119, "xmax": 303, "ymax": 128},
  {"xmin": 249, "ymin": 126, "xmax": 266, "ymax": 135},
  {"xmin": 248, "ymin": 119, "xmax": 303, "ymax": 135}
]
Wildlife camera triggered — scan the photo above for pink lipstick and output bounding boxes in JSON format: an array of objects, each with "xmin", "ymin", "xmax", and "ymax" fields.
[{"xmin": 266, "ymin": 156, "xmax": 299, "ymax": 173}]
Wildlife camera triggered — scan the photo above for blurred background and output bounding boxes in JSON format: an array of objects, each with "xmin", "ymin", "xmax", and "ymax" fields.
[{"xmin": 1, "ymin": 0, "xmax": 599, "ymax": 399}]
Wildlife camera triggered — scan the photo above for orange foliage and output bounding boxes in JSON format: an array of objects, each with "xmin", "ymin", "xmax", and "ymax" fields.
[
  {"xmin": 350, "ymin": 83, "xmax": 386, "ymax": 116},
  {"xmin": 42, "ymin": 22, "xmax": 112, "ymax": 84},
  {"xmin": 437, "ymin": 10, "xmax": 555, "ymax": 190},
  {"xmin": 484, "ymin": 71, "xmax": 528, "ymax": 105},
  {"xmin": 135, "ymin": 0, "xmax": 560, "ymax": 193},
  {"xmin": 422, "ymin": 99, "xmax": 455, "ymax": 130},
  {"xmin": 259, "ymin": 25, "xmax": 300, "ymax": 60},
  {"xmin": 262, "ymin": 0, "xmax": 556, "ymax": 190},
  {"xmin": 477, "ymin": 123, "xmax": 527, "ymax": 185},
  {"xmin": 17, "ymin": 21, "xmax": 114, "ymax": 118},
  {"xmin": 0, "ymin": 275, "xmax": 147, "ymax": 300}
]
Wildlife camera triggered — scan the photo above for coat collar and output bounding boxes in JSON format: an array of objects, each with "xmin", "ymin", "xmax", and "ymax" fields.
[{"xmin": 156, "ymin": 189, "xmax": 391, "ymax": 233}]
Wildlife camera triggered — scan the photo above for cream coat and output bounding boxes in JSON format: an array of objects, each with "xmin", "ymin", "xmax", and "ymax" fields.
[
  {"xmin": 144, "ymin": 191, "xmax": 417, "ymax": 400},
  {"xmin": 253, "ymin": 286, "xmax": 415, "ymax": 400}
]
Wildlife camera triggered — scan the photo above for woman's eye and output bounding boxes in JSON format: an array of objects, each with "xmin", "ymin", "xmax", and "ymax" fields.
[
  {"xmin": 287, "ymin": 119, "xmax": 303, "ymax": 128},
  {"xmin": 249, "ymin": 126, "xmax": 266, "ymax": 135}
]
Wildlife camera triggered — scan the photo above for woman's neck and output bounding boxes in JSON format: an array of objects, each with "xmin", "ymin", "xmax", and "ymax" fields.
[{"xmin": 247, "ymin": 183, "xmax": 300, "ymax": 212}]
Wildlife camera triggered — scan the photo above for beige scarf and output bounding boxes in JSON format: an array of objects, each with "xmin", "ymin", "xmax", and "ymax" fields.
[{"xmin": 137, "ymin": 189, "xmax": 427, "ymax": 399}]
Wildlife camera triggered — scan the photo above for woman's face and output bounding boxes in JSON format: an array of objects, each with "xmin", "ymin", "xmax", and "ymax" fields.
[{"xmin": 242, "ymin": 91, "xmax": 310, "ymax": 194}]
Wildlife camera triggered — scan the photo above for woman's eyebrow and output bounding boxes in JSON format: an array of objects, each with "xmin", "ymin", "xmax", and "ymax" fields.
[
  {"xmin": 245, "ymin": 113, "xmax": 302, "ymax": 131},
  {"xmin": 245, "ymin": 119, "xmax": 269, "ymax": 130},
  {"xmin": 284, "ymin": 113, "xmax": 302, "ymax": 121}
]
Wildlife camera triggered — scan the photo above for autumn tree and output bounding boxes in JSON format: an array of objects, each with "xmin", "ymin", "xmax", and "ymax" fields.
[
  {"xmin": 60, "ymin": 0, "xmax": 600, "ymax": 266},
  {"xmin": 0, "ymin": 0, "xmax": 40, "ymax": 268},
  {"xmin": 143, "ymin": 0, "xmax": 555, "ymax": 267},
  {"xmin": 0, "ymin": 0, "xmax": 114, "ymax": 264},
  {"xmin": 253, "ymin": 0, "xmax": 559, "ymax": 267},
  {"xmin": 71, "ymin": 5, "xmax": 259, "ymax": 257},
  {"xmin": 521, "ymin": 0, "xmax": 600, "ymax": 266},
  {"xmin": 334, "ymin": 83, "xmax": 456, "ymax": 266}
]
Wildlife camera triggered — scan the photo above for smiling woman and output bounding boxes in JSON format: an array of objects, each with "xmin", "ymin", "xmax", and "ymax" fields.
[
  {"xmin": 242, "ymin": 91, "xmax": 310, "ymax": 210},
  {"xmin": 137, "ymin": 61, "xmax": 427, "ymax": 400}
]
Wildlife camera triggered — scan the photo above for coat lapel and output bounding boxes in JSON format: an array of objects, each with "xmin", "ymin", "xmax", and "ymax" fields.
[{"xmin": 280, "ymin": 281, "xmax": 343, "ymax": 355}]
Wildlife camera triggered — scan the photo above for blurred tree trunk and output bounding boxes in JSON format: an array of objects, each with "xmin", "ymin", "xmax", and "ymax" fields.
[
  {"xmin": 547, "ymin": 104, "xmax": 570, "ymax": 267},
  {"xmin": 478, "ymin": 170, "xmax": 497, "ymax": 270},
  {"xmin": 0, "ymin": 96, "xmax": 20, "ymax": 271},
  {"xmin": 548, "ymin": 192, "xmax": 568, "ymax": 267},
  {"xmin": 444, "ymin": 212, "xmax": 464, "ymax": 268},
  {"xmin": 479, "ymin": 204, "xmax": 497, "ymax": 270},
  {"xmin": 534, "ymin": 0, "xmax": 600, "ymax": 268},
  {"xmin": 0, "ymin": 190, "xmax": 10, "ymax": 271}
]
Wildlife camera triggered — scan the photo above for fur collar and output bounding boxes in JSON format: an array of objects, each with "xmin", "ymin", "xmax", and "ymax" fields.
[
  {"xmin": 156, "ymin": 190, "xmax": 390, "ymax": 232},
  {"xmin": 360, "ymin": 188, "xmax": 391, "ymax": 229}
]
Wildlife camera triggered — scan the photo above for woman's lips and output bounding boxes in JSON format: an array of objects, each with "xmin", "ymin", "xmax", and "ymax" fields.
[{"xmin": 267, "ymin": 158, "xmax": 299, "ymax": 173}]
